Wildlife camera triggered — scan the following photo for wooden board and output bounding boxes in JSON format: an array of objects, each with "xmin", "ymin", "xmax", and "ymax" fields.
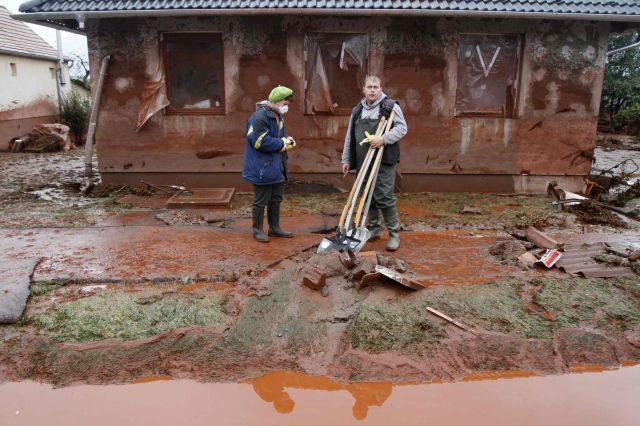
[{"xmin": 167, "ymin": 188, "xmax": 235, "ymax": 209}]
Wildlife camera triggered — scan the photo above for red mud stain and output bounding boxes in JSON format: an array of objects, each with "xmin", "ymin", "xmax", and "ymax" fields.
[
  {"xmin": 569, "ymin": 363, "xmax": 611, "ymax": 373},
  {"xmin": 116, "ymin": 194, "xmax": 171, "ymax": 209},
  {"xmin": 95, "ymin": 210, "xmax": 162, "ymax": 227},
  {"xmin": 367, "ymin": 230, "xmax": 518, "ymax": 286},
  {"xmin": 399, "ymin": 203, "xmax": 433, "ymax": 218},
  {"xmin": 621, "ymin": 360, "xmax": 639, "ymax": 367},
  {"xmin": 1, "ymin": 366, "xmax": 639, "ymax": 425},
  {"xmin": 131, "ymin": 375, "xmax": 172, "ymax": 384},
  {"xmin": 492, "ymin": 203, "xmax": 522, "ymax": 213},
  {"xmin": 178, "ymin": 282, "xmax": 232, "ymax": 293},
  {"xmin": 463, "ymin": 370, "xmax": 537, "ymax": 381},
  {"xmin": 195, "ymin": 150, "xmax": 233, "ymax": 159}
]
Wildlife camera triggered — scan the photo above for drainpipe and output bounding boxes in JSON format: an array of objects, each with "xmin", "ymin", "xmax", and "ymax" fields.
[
  {"xmin": 84, "ymin": 55, "xmax": 110, "ymax": 178},
  {"xmin": 55, "ymin": 29, "xmax": 64, "ymax": 118},
  {"xmin": 606, "ymin": 40, "xmax": 640, "ymax": 56}
]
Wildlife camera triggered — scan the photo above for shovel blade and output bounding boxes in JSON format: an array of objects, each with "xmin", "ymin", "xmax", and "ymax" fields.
[
  {"xmin": 317, "ymin": 231, "xmax": 363, "ymax": 253},
  {"xmin": 317, "ymin": 236, "xmax": 341, "ymax": 253},
  {"xmin": 345, "ymin": 227, "xmax": 371, "ymax": 253}
]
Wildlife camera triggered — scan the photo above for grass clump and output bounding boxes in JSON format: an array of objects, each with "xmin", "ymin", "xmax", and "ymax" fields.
[
  {"xmin": 534, "ymin": 277, "xmax": 640, "ymax": 329},
  {"xmin": 227, "ymin": 270, "xmax": 324, "ymax": 349},
  {"xmin": 32, "ymin": 291, "xmax": 225, "ymax": 343},
  {"xmin": 276, "ymin": 298, "xmax": 325, "ymax": 348},
  {"xmin": 226, "ymin": 272, "xmax": 293, "ymax": 348},
  {"xmin": 30, "ymin": 281, "xmax": 65, "ymax": 296},
  {"xmin": 423, "ymin": 280, "xmax": 554, "ymax": 338},
  {"xmin": 351, "ymin": 277, "xmax": 640, "ymax": 354},
  {"xmin": 350, "ymin": 300, "xmax": 446, "ymax": 353}
]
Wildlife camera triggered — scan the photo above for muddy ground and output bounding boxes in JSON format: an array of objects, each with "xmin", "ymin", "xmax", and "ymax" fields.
[{"xmin": 0, "ymin": 147, "xmax": 639, "ymax": 387}]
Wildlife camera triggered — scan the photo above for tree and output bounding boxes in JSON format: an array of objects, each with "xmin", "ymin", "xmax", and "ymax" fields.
[
  {"xmin": 59, "ymin": 91, "xmax": 91, "ymax": 145},
  {"xmin": 601, "ymin": 29, "xmax": 640, "ymax": 121},
  {"xmin": 69, "ymin": 54, "xmax": 91, "ymax": 90}
]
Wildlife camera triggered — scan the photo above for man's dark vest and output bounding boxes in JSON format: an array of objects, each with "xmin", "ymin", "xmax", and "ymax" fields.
[{"xmin": 349, "ymin": 97, "xmax": 400, "ymax": 170}]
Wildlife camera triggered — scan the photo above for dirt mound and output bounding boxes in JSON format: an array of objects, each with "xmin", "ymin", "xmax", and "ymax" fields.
[
  {"xmin": 489, "ymin": 239, "xmax": 527, "ymax": 263},
  {"xmin": 568, "ymin": 200, "xmax": 628, "ymax": 227},
  {"xmin": 613, "ymin": 181, "xmax": 640, "ymax": 207}
]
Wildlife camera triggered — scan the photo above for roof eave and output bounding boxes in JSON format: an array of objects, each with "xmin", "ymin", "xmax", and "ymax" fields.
[
  {"xmin": 0, "ymin": 47, "xmax": 62, "ymax": 61},
  {"xmin": 12, "ymin": 8, "xmax": 640, "ymax": 33}
]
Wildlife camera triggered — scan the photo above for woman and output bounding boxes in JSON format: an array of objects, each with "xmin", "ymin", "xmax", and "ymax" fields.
[{"xmin": 242, "ymin": 85, "xmax": 297, "ymax": 242}]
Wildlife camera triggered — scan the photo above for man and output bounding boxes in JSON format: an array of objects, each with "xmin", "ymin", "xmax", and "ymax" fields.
[
  {"xmin": 341, "ymin": 76, "xmax": 408, "ymax": 251},
  {"xmin": 243, "ymin": 85, "xmax": 297, "ymax": 242}
]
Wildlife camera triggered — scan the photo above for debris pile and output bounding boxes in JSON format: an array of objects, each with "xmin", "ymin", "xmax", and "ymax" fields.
[
  {"xmin": 9, "ymin": 124, "xmax": 74, "ymax": 153},
  {"xmin": 300, "ymin": 250, "xmax": 424, "ymax": 295},
  {"xmin": 493, "ymin": 226, "xmax": 638, "ymax": 277}
]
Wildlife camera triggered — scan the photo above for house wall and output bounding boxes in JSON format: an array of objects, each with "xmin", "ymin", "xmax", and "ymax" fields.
[
  {"xmin": 0, "ymin": 54, "xmax": 71, "ymax": 150},
  {"xmin": 87, "ymin": 16, "xmax": 609, "ymax": 192}
]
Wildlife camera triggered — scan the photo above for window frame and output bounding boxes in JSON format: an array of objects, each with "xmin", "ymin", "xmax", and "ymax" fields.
[
  {"xmin": 161, "ymin": 32, "xmax": 226, "ymax": 116},
  {"xmin": 303, "ymin": 31, "xmax": 370, "ymax": 116},
  {"xmin": 454, "ymin": 33, "xmax": 524, "ymax": 119}
]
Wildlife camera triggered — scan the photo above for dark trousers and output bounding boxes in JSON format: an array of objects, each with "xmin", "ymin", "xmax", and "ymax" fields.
[{"xmin": 253, "ymin": 183, "xmax": 284, "ymax": 208}]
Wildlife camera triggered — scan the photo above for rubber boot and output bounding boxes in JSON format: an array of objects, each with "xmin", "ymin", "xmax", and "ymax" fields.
[
  {"xmin": 267, "ymin": 202, "xmax": 293, "ymax": 238},
  {"xmin": 252, "ymin": 206, "xmax": 269, "ymax": 242},
  {"xmin": 367, "ymin": 209, "xmax": 382, "ymax": 241},
  {"xmin": 382, "ymin": 206, "xmax": 400, "ymax": 251}
]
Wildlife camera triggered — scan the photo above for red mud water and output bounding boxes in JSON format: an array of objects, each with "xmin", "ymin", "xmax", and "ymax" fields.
[
  {"xmin": 1, "ymin": 366, "xmax": 638, "ymax": 425},
  {"xmin": 367, "ymin": 230, "xmax": 518, "ymax": 286}
]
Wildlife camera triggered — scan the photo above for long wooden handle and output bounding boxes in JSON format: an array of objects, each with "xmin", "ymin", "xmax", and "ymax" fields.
[
  {"xmin": 426, "ymin": 307, "xmax": 477, "ymax": 335},
  {"xmin": 353, "ymin": 111, "xmax": 396, "ymax": 228},
  {"xmin": 343, "ymin": 117, "xmax": 388, "ymax": 232},
  {"xmin": 338, "ymin": 118, "xmax": 386, "ymax": 232}
]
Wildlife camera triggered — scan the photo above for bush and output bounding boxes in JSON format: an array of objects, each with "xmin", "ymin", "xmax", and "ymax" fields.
[
  {"xmin": 59, "ymin": 90, "xmax": 91, "ymax": 145},
  {"xmin": 613, "ymin": 105, "xmax": 640, "ymax": 135}
]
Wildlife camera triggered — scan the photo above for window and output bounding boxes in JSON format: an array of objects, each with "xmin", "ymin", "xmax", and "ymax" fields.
[
  {"xmin": 304, "ymin": 33, "xmax": 369, "ymax": 115},
  {"xmin": 455, "ymin": 34, "xmax": 522, "ymax": 118},
  {"xmin": 10, "ymin": 62, "xmax": 17, "ymax": 77},
  {"xmin": 49, "ymin": 67, "xmax": 56, "ymax": 79},
  {"xmin": 162, "ymin": 33, "xmax": 224, "ymax": 114}
]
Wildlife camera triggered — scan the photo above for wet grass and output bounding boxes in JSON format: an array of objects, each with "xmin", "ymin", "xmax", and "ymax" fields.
[
  {"xmin": 226, "ymin": 269, "xmax": 325, "ymax": 350},
  {"xmin": 30, "ymin": 281, "xmax": 65, "ymax": 296},
  {"xmin": 534, "ymin": 277, "xmax": 640, "ymax": 329},
  {"xmin": 350, "ymin": 276, "xmax": 640, "ymax": 353},
  {"xmin": 395, "ymin": 193, "xmax": 567, "ymax": 227},
  {"xmin": 31, "ymin": 290, "xmax": 226, "ymax": 343},
  {"xmin": 350, "ymin": 300, "xmax": 446, "ymax": 353}
]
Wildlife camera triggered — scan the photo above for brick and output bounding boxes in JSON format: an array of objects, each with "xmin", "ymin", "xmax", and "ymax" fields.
[{"xmin": 303, "ymin": 266, "xmax": 326, "ymax": 291}]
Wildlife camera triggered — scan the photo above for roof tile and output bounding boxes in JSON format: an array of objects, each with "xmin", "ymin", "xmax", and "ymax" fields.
[{"xmin": 18, "ymin": 0, "xmax": 640, "ymax": 16}]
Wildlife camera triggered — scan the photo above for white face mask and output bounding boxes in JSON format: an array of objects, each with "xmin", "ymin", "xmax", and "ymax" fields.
[{"xmin": 278, "ymin": 105, "xmax": 289, "ymax": 114}]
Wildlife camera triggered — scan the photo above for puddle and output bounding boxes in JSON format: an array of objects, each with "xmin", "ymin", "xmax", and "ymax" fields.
[{"xmin": 0, "ymin": 366, "xmax": 638, "ymax": 425}]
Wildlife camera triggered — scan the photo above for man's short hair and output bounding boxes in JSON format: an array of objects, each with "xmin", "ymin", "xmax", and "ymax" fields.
[{"xmin": 363, "ymin": 75, "xmax": 382, "ymax": 87}]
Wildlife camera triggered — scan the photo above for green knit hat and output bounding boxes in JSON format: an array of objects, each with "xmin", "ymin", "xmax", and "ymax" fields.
[{"xmin": 268, "ymin": 85, "xmax": 293, "ymax": 103}]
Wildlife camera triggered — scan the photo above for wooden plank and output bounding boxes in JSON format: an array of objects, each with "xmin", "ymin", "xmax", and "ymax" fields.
[
  {"xmin": 167, "ymin": 188, "xmax": 235, "ymax": 208},
  {"xmin": 426, "ymin": 307, "xmax": 478, "ymax": 335}
]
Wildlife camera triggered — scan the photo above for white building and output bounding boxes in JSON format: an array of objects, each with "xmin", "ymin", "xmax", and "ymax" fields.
[{"xmin": 0, "ymin": 5, "xmax": 71, "ymax": 150}]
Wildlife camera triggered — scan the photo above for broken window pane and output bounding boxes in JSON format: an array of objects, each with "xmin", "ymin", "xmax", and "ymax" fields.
[
  {"xmin": 305, "ymin": 33, "xmax": 368, "ymax": 115},
  {"xmin": 163, "ymin": 33, "xmax": 224, "ymax": 114},
  {"xmin": 455, "ymin": 34, "xmax": 521, "ymax": 117}
]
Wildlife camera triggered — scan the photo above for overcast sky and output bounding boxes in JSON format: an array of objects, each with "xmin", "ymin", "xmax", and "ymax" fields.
[{"xmin": 2, "ymin": 0, "xmax": 89, "ymax": 58}]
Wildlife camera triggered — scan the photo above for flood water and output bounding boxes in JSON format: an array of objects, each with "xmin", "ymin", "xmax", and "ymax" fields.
[{"xmin": 1, "ymin": 366, "xmax": 638, "ymax": 425}]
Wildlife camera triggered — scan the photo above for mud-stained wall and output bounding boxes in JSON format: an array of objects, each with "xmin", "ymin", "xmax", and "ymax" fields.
[
  {"xmin": 86, "ymin": 16, "xmax": 608, "ymax": 187},
  {"xmin": 0, "ymin": 54, "xmax": 68, "ymax": 148}
]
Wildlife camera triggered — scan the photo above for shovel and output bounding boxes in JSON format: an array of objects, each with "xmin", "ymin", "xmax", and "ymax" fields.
[
  {"xmin": 345, "ymin": 111, "xmax": 395, "ymax": 252},
  {"xmin": 317, "ymin": 118, "xmax": 387, "ymax": 253}
]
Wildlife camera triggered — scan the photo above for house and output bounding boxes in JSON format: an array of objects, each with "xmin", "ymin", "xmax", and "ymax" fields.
[
  {"xmin": 0, "ymin": 5, "xmax": 71, "ymax": 151},
  {"xmin": 14, "ymin": 1, "xmax": 640, "ymax": 192}
]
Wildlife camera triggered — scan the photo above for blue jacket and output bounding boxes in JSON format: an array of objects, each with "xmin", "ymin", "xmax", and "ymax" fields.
[{"xmin": 242, "ymin": 104, "xmax": 289, "ymax": 185}]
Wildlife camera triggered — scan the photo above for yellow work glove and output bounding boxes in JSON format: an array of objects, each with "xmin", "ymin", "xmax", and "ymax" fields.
[
  {"xmin": 280, "ymin": 136, "xmax": 296, "ymax": 152},
  {"xmin": 359, "ymin": 131, "xmax": 374, "ymax": 145}
]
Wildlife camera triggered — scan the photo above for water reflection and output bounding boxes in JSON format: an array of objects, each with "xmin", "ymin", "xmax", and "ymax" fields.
[{"xmin": 248, "ymin": 371, "xmax": 392, "ymax": 420}]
